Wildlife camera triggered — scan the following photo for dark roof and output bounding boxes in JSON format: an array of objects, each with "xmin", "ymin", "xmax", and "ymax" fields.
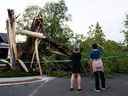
[
  {"xmin": 0, "ymin": 43, "xmax": 9, "ymax": 48},
  {"xmin": 0, "ymin": 33, "xmax": 8, "ymax": 43}
]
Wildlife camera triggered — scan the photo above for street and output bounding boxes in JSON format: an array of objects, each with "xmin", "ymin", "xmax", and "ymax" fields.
[{"xmin": 0, "ymin": 74, "xmax": 128, "ymax": 96}]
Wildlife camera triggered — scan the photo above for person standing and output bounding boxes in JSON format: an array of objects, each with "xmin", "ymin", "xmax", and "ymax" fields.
[
  {"xmin": 70, "ymin": 48, "xmax": 82, "ymax": 91},
  {"xmin": 90, "ymin": 43, "xmax": 106, "ymax": 92}
]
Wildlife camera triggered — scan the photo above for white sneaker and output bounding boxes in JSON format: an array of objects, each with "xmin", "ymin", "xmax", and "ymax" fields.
[
  {"xmin": 94, "ymin": 89, "xmax": 101, "ymax": 92},
  {"xmin": 101, "ymin": 88, "xmax": 106, "ymax": 91}
]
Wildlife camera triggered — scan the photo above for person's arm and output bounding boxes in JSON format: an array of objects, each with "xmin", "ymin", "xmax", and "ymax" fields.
[
  {"xmin": 89, "ymin": 52, "xmax": 93, "ymax": 73},
  {"xmin": 70, "ymin": 53, "xmax": 73, "ymax": 61},
  {"xmin": 79, "ymin": 53, "xmax": 81, "ymax": 60},
  {"xmin": 89, "ymin": 59, "xmax": 93, "ymax": 73}
]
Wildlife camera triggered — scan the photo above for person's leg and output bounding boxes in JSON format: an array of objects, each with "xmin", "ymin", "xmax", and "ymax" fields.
[
  {"xmin": 94, "ymin": 71, "xmax": 100, "ymax": 90},
  {"xmin": 100, "ymin": 71, "xmax": 106, "ymax": 89},
  {"xmin": 76, "ymin": 73, "xmax": 82, "ymax": 90},
  {"xmin": 70, "ymin": 73, "xmax": 75, "ymax": 90}
]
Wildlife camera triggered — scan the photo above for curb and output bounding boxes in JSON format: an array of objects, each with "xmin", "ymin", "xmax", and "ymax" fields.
[{"xmin": 0, "ymin": 77, "xmax": 54, "ymax": 86}]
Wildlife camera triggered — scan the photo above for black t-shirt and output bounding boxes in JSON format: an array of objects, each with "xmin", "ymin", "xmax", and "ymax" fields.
[
  {"xmin": 71, "ymin": 52, "xmax": 81, "ymax": 73},
  {"xmin": 71, "ymin": 52, "xmax": 81, "ymax": 64}
]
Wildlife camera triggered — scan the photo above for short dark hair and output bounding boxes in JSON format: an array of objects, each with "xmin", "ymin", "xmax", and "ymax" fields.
[{"xmin": 92, "ymin": 43, "xmax": 98, "ymax": 49}]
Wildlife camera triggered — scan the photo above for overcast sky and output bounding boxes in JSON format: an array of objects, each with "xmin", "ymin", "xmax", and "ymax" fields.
[{"xmin": 0, "ymin": 0, "xmax": 128, "ymax": 42}]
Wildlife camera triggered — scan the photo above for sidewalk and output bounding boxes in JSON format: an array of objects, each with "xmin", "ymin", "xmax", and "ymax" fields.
[{"xmin": 0, "ymin": 76, "xmax": 54, "ymax": 86}]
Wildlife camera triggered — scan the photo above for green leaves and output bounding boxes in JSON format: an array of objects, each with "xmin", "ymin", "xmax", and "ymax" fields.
[
  {"xmin": 17, "ymin": 5, "xmax": 43, "ymax": 31},
  {"xmin": 86, "ymin": 22, "xmax": 105, "ymax": 46},
  {"xmin": 16, "ymin": 0, "xmax": 73, "ymax": 61},
  {"xmin": 43, "ymin": 0, "xmax": 73, "ymax": 44},
  {"xmin": 123, "ymin": 15, "xmax": 128, "ymax": 47}
]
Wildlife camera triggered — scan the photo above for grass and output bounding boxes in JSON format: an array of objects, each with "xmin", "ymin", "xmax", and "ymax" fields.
[
  {"xmin": 47, "ymin": 71, "xmax": 68, "ymax": 77},
  {"xmin": 0, "ymin": 69, "xmax": 39, "ymax": 77}
]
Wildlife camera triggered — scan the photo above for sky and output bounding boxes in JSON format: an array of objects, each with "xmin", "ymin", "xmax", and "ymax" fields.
[{"xmin": 0, "ymin": 0, "xmax": 128, "ymax": 42}]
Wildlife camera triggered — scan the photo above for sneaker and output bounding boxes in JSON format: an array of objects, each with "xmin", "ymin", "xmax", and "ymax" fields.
[
  {"xmin": 77, "ymin": 89, "xmax": 82, "ymax": 91},
  {"xmin": 101, "ymin": 88, "xmax": 106, "ymax": 91},
  {"xmin": 70, "ymin": 88, "xmax": 74, "ymax": 91},
  {"xmin": 94, "ymin": 89, "xmax": 101, "ymax": 92}
]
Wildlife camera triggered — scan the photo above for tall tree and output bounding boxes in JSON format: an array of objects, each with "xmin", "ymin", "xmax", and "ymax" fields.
[
  {"xmin": 81, "ymin": 22, "xmax": 106, "ymax": 60},
  {"xmin": 16, "ymin": 5, "xmax": 44, "ymax": 31},
  {"xmin": 86, "ymin": 22, "xmax": 105, "ymax": 45},
  {"xmin": 17, "ymin": 0, "xmax": 73, "ymax": 45},
  {"xmin": 43, "ymin": 0, "xmax": 73, "ymax": 44},
  {"xmin": 16, "ymin": 0, "xmax": 73, "ymax": 59},
  {"xmin": 123, "ymin": 14, "xmax": 128, "ymax": 46}
]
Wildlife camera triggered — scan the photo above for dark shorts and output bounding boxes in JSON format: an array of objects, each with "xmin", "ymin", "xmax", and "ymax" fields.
[{"xmin": 71, "ymin": 63, "xmax": 81, "ymax": 73}]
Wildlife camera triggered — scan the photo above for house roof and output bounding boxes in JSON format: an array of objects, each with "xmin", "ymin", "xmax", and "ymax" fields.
[
  {"xmin": 0, "ymin": 33, "xmax": 8, "ymax": 43},
  {"xmin": 0, "ymin": 43, "xmax": 9, "ymax": 48},
  {"xmin": 0, "ymin": 33, "xmax": 8, "ymax": 48}
]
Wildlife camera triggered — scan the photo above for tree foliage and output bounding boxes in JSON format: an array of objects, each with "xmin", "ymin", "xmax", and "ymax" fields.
[
  {"xmin": 15, "ymin": 1, "xmax": 128, "ymax": 75},
  {"xmin": 43, "ymin": 0, "xmax": 73, "ymax": 44},
  {"xmin": 86, "ymin": 22, "xmax": 105, "ymax": 45},
  {"xmin": 16, "ymin": 6, "xmax": 44, "ymax": 31},
  {"xmin": 16, "ymin": 0, "xmax": 74, "ymax": 73},
  {"xmin": 123, "ymin": 14, "xmax": 128, "ymax": 46},
  {"xmin": 17, "ymin": 0, "xmax": 73, "ymax": 45},
  {"xmin": 81, "ymin": 22, "xmax": 128, "ymax": 75}
]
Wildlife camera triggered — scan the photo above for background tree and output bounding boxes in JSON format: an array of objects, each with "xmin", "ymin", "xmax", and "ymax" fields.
[
  {"xmin": 81, "ymin": 22, "xmax": 106, "ymax": 58},
  {"xmin": 80, "ymin": 21, "xmax": 128, "ymax": 74},
  {"xmin": 86, "ymin": 22, "xmax": 105, "ymax": 45},
  {"xmin": 123, "ymin": 14, "xmax": 128, "ymax": 47},
  {"xmin": 16, "ymin": 5, "xmax": 43, "ymax": 31},
  {"xmin": 15, "ymin": 1, "xmax": 128, "ymax": 76},
  {"xmin": 16, "ymin": 5, "xmax": 44, "ymax": 62},
  {"xmin": 16, "ymin": 0, "xmax": 73, "ymax": 57},
  {"xmin": 16, "ymin": 0, "xmax": 74, "ymax": 74},
  {"xmin": 43, "ymin": 0, "xmax": 73, "ymax": 45}
]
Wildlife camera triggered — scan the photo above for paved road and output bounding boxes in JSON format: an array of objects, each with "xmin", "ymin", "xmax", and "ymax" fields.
[{"xmin": 0, "ymin": 74, "xmax": 128, "ymax": 96}]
